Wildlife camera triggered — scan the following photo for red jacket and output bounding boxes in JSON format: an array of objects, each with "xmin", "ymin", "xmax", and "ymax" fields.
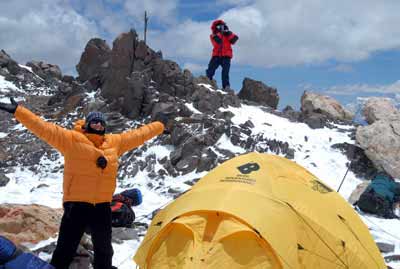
[{"xmin": 210, "ymin": 19, "xmax": 238, "ymax": 58}]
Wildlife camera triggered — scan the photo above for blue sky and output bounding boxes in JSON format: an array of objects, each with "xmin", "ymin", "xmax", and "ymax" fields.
[{"xmin": 1, "ymin": 0, "xmax": 400, "ymax": 109}]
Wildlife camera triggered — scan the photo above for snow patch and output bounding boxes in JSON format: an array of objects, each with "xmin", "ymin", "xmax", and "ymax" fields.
[
  {"xmin": 18, "ymin": 64, "xmax": 33, "ymax": 73},
  {"xmin": 0, "ymin": 75, "xmax": 20, "ymax": 93},
  {"xmin": 185, "ymin": 102, "xmax": 202, "ymax": 114},
  {"xmin": 197, "ymin": 83, "xmax": 228, "ymax": 94}
]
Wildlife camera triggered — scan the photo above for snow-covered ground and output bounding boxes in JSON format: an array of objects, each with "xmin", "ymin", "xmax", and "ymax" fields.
[{"xmin": 1, "ymin": 76, "xmax": 400, "ymax": 268}]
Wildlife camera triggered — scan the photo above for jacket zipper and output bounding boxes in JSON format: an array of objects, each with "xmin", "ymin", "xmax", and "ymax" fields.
[{"xmin": 219, "ymin": 33, "xmax": 223, "ymax": 56}]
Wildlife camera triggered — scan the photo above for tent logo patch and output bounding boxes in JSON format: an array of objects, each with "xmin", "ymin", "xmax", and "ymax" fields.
[
  {"xmin": 237, "ymin": 162, "xmax": 260, "ymax": 174},
  {"xmin": 310, "ymin": 180, "xmax": 333, "ymax": 194}
]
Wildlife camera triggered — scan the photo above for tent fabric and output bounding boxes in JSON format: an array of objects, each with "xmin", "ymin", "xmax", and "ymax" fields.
[
  {"xmin": 146, "ymin": 212, "xmax": 281, "ymax": 268},
  {"xmin": 134, "ymin": 152, "xmax": 386, "ymax": 269}
]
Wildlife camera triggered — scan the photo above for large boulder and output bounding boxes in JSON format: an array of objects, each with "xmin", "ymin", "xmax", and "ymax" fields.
[
  {"xmin": 238, "ymin": 78, "xmax": 279, "ymax": 109},
  {"xmin": 26, "ymin": 60, "xmax": 62, "ymax": 80},
  {"xmin": 0, "ymin": 50, "xmax": 16, "ymax": 68},
  {"xmin": 0, "ymin": 204, "xmax": 62, "ymax": 244},
  {"xmin": 0, "ymin": 173, "xmax": 10, "ymax": 187},
  {"xmin": 363, "ymin": 97, "xmax": 400, "ymax": 124},
  {"xmin": 356, "ymin": 120, "xmax": 400, "ymax": 179},
  {"xmin": 348, "ymin": 181, "xmax": 369, "ymax": 205},
  {"xmin": 99, "ymin": 30, "xmax": 165, "ymax": 118},
  {"xmin": 101, "ymin": 30, "xmax": 139, "ymax": 116},
  {"xmin": 301, "ymin": 91, "xmax": 353, "ymax": 121},
  {"xmin": 76, "ymin": 38, "xmax": 111, "ymax": 84},
  {"xmin": 0, "ymin": 50, "xmax": 21, "ymax": 75}
]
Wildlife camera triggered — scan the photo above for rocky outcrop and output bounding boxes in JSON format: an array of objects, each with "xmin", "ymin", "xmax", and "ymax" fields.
[
  {"xmin": 26, "ymin": 60, "xmax": 62, "ymax": 80},
  {"xmin": 0, "ymin": 204, "xmax": 62, "ymax": 244},
  {"xmin": 356, "ymin": 121, "xmax": 400, "ymax": 179},
  {"xmin": 76, "ymin": 38, "xmax": 111, "ymax": 86},
  {"xmin": 238, "ymin": 78, "xmax": 279, "ymax": 109},
  {"xmin": 101, "ymin": 30, "xmax": 141, "ymax": 117},
  {"xmin": 0, "ymin": 50, "xmax": 20, "ymax": 75},
  {"xmin": 0, "ymin": 173, "xmax": 10, "ymax": 187},
  {"xmin": 363, "ymin": 97, "xmax": 400, "ymax": 124},
  {"xmin": 301, "ymin": 91, "xmax": 353, "ymax": 122},
  {"xmin": 348, "ymin": 181, "xmax": 369, "ymax": 205},
  {"xmin": 331, "ymin": 143, "xmax": 377, "ymax": 179}
]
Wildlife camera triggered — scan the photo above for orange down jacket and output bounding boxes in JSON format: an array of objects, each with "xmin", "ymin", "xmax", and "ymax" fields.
[{"xmin": 14, "ymin": 106, "xmax": 164, "ymax": 204}]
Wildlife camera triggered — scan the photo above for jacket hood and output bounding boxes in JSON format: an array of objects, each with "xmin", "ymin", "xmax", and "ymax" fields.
[
  {"xmin": 73, "ymin": 119, "xmax": 105, "ymax": 147},
  {"xmin": 211, "ymin": 19, "xmax": 225, "ymax": 33}
]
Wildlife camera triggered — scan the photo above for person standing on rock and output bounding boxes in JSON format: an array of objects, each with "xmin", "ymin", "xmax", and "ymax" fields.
[
  {"xmin": 0, "ymin": 98, "xmax": 170, "ymax": 269},
  {"xmin": 206, "ymin": 19, "xmax": 239, "ymax": 91}
]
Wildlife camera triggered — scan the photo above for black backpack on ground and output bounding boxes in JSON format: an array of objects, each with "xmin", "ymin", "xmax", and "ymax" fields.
[
  {"xmin": 357, "ymin": 189, "xmax": 396, "ymax": 218},
  {"xmin": 110, "ymin": 201, "xmax": 135, "ymax": 228}
]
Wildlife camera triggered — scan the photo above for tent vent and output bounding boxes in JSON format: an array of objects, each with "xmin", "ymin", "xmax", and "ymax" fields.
[
  {"xmin": 337, "ymin": 215, "xmax": 346, "ymax": 221},
  {"xmin": 297, "ymin": 244, "xmax": 304, "ymax": 250},
  {"xmin": 155, "ymin": 221, "xmax": 163, "ymax": 226},
  {"xmin": 341, "ymin": 241, "xmax": 346, "ymax": 247}
]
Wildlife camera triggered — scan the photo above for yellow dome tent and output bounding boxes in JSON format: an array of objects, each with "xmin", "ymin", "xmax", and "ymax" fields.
[{"xmin": 134, "ymin": 153, "xmax": 386, "ymax": 268}]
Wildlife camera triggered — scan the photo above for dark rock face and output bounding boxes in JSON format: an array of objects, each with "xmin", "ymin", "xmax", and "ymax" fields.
[
  {"xmin": 377, "ymin": 242, "xmax": 395, "ymax": 253},
  {"xmin": 26, "ymin": 60, "xmax": 62, "ymax": 80},
  {"xmin": 76, "ymin": 38, "xmax": 111, "ymax": 85},
  {"xmin": 281, "ymin": 105, "xmax": 301, "ymax": 122},
  {"xmin": 0, "ymin": 50, "xmax": 19, "ymax": 72},
  {"xmin": 299, "ymin": 112, "xmax": 328, "ymax": 129},
  {"xmin": 331, "ymin": 143, "xmax": 377, "ymax": 179},
  {"xmin": 101, "ymin": 30, "xmax": 140, "ymax": 116},
  {"xmin": 238, "ymin": 77, "xmax": 279, "ymax": 109},
  {"xmin": 0, "ymin": 173, "xmax": 10, "ymax": 187}
]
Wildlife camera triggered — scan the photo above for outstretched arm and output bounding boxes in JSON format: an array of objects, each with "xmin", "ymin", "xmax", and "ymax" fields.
[
  {"xmin": 0, "ymin": 99, "xmax": 73, "ymax": 154},
  {"xmin": 117, "ymin": 121, "xmax": 164, "ymax": 155}
]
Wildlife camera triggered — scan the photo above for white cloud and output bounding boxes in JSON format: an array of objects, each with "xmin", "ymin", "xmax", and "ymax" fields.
[
  {"xmin": 183, "ymin": 62, "xmax": 205, "ymax": 74},
  {"xmin": 123, "ymin": 0, "xmax": 178, "ymax": 26},
  {"xmin": 325, "ymin": 80, "xmax": 400, "ymax": 95},
  {"xmin": 3, "ymin": 0, "xmax": 400, "ymax": 75},
  {"xmin": 149, "ymin": 0, "xmax": 400, "ymax": 68},
  {"xmin": 0, "ymin": 0, "xmax": 99, "ymax": 75},
  {"xmin": 147, "ymin": 20, "xmax": 212, "ymax": 60}
]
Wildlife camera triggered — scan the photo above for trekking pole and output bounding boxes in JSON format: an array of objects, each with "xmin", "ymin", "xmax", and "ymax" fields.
[
  {"xmin": 337, "ymin": 166, "xmax": 350, "ymax": 193},
  {"xmin": 337, "ymin": 105, "xmax": 364, "ymax": 193}
]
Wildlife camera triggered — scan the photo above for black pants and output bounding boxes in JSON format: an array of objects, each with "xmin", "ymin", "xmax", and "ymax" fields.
[
  {"xmin": 50, "ymin": 202, "xmax": 113, "ymax": 269},
  {"xmin": 206, "ymin": 56, "xmax": 231, "ymax": 89}
]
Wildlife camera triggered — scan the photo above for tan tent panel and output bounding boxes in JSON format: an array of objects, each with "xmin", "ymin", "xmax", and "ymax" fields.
[{"xmin": 134, "ymin": 153, "xmax": 386, "ymax": 268}]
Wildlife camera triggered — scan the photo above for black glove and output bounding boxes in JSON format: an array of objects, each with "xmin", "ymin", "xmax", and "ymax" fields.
[
  {"xmin": 0, "ymin": 97, "xmax": 18, "ymax": 114},
  {"xmin": 154, "ymin": 112, "xmax": 169, "ymax": 126},
  {"xmin": 212, "ymin": 34, "xmax": 222, "ymax": 44},
  {"xmin": 230, "ymin": 35, "xmax": 239, "ymax": 44},
  {"xmin": 154, "ymin": 112, "xmax": 173, "ymax": 134},
  {"xmin": 223, "ymin": 30, "xmax": 232, "ymax": 36},
  {"xmin": 96, "ymin": 156, "xmax": 108, "ymax": 169}
]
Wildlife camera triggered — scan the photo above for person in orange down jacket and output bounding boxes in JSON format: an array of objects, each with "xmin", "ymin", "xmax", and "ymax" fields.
[
  {"xmin": 0, "ymin": 98, "xmax": 169, "ymax": 269},
  {"xmin": 206, "ymin": 19, "xmax": 239, "ymax": 91}
]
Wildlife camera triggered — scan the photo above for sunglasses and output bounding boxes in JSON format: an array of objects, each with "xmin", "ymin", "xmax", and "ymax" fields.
[{"xmin": 90, "ymin": 119, "xmax": 106, "ymax": 126}]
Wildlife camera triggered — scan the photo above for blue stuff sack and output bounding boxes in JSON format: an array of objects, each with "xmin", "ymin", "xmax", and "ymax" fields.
[
  {"xmin": 0, "ymin": 236, "xmax": 16, "ymax": 265},
  {"xmin": 4, "ymin": 253, "xmax": 54, "ymax": 269}
]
